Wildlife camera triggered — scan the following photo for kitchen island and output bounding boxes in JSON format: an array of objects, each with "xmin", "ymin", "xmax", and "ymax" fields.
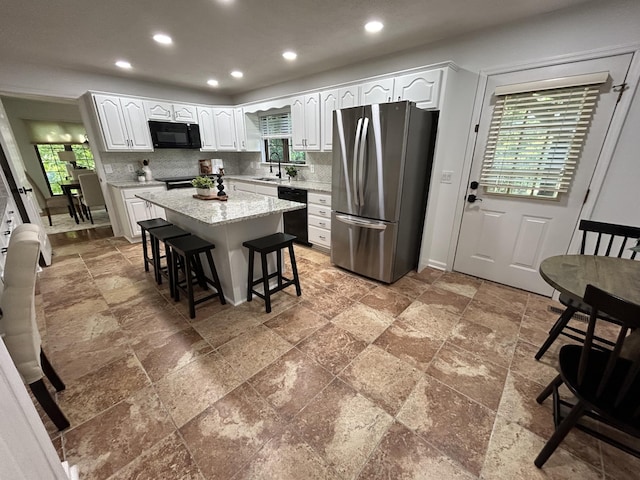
[{"xmin": 135, "ymin": 189, "xmax": 306, "ymax": 305}]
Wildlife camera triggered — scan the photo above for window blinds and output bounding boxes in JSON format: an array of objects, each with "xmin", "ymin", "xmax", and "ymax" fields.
[
  {"xmin": 259, "ymin": 112, "xmax": 292, "ymax": 138},
  {"xmin": 480, "ymin": 84, "xmax": 601, "ymax": 194}
]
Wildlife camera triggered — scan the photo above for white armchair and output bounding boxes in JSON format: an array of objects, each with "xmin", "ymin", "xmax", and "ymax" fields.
[{"xmin": 0, "ymin": 224, "xmax": 69, "ymax": 430}]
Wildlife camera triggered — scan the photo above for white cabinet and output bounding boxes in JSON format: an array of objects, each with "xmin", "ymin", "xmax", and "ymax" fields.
[
  {"xmin": 93, "ymin": 94, "xmax": 153, "ymax": 152},
  {"xmin": 392, "ymin": 69, "xmax": 442, "ymax": 109},
  {"xmin": 291, "ymin": 94, "xmax": 320, "ymax": 151},
  {"xmin": 231, "ymin": 180, "xmax": 255, "ymax": 193},
  {"xmin": 213, "ymin": 108, "xmax": 238, "ymax": 151},
  {"xmin": 197, "ymin": 107, "xmax": 217, "ymax": 151},
  {"xmin": 320, "ymin": 85, "xmax": 360, "ymax": 151},
  {"xmin": 307, "ymin": 191, "xmax": 331, "ymax": 249},
  {"xmin": 0, "ymin": 201, "xmax": 19, "ymax": 276},
  {"xmin": 234, "ymin": 108, "xmax": 261, "ymax": 151},
  {"xmin": 254, "ymin": 184, "xmax": 278, "ymax": 197},
  {"xmin": 145, "ymin": 101, "xmax": 198, "ymax": 123},
  {"xmin": 360, "ymin": 78, "xmax": 394, "ymax": 105},
  {"xmin": 111, "ymin": 185, "xmax": 166, "ymax": 241}
]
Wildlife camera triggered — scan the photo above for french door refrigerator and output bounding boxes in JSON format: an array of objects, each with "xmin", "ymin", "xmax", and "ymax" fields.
[{"xmin": 330, "ymin": 101, "xmax": 438, "ymax": 283}]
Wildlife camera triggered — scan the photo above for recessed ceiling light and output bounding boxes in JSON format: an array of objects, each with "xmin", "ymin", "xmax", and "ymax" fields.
[
  {"xmin": 153, "ymin": 33, "xmax": 173, "ymax": 45},
  {"xmin": 115, "ymin": 60, "xmax": 132, "ymax": 69},
  {"xmin": 365, "ymin": 20, "xmax": 384, "ymax": 33},
  {"xmin": 230, "ymin": 70, "xmax": 243, "ymax": 78},
  {"xmin": 282, "ymin": 51, "xmax": 297, "ymax": 61},
  {"xmin": 207, "ymin": 79, "xmax": 219, "ymax": 87}
]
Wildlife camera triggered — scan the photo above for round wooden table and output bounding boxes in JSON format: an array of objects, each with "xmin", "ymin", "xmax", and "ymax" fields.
[{"xmin": 539, "ymin": 254, "xmax": 640, "ymax": 305}]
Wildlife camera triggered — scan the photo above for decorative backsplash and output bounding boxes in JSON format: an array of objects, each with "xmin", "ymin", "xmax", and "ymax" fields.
[{"xmin": 101, "ymin": 149, "xmax": 333, "ymax": 184}]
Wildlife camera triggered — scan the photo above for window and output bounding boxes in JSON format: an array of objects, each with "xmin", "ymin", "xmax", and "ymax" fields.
[
  {"xmin": 480, "ymin": 82, "xmax": 602, "ymax": 199},
  {"xmin": 259, "ymin": 111, "xmax": 305, "ymax": 164},
  {"xmin": 35, "ymin": 144, "xmax": 94, "ymax": 195}
]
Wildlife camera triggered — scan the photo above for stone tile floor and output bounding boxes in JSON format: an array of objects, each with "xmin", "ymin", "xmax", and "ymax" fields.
[{"xmin": 33, "ymin": 226, "xmax": 640, "ymax": 479}]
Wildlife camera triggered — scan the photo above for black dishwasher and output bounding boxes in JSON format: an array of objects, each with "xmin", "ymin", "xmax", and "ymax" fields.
[{"xmin": 278, "ymin": 186, "xmax": 309, "ymax": 245}]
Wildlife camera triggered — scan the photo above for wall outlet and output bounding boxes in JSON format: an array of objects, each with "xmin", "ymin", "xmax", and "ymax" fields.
[
  {"xmin": 440, "ymin": 170, "xmax": 453, "ymax": 184},
  {"xmin": 104, "ymin": 164, "xmax": 113, "ymax": 174},
  {"xmin": 309, "ymin": 164, "xmax": 315, "ymax": 173},
  {"xmin": 127, "ymin": 164, "xmax": 134, "ymax": 172}
]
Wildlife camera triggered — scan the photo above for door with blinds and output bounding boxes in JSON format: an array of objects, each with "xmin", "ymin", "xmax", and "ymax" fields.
[{"xmin": 454, "ymin": 54, "xmax": 632, "ymax": 295}]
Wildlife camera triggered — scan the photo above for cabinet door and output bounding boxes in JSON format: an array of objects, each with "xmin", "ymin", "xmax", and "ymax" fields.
[
  {"xmin": 212, "ymin": 108, "xmax": 237, "ymax": 150},
  {"xmin": 234, "ymin": 107, "xmax": 247, "ymax": 151},
  {"xmin": 125, "ymin": 198, "xmax": 150, "ymax": 236},
  {"xmin": 303, "ymin": 94, "xmax": 321, "ymax": 151},
  {"xmin": 145, "ymin": 101, "xmax": 173, "ymax": 121},
  {"xmin": 320, "ymin": 90, "xmax": 338, "ymax": 151},
  {"xmin": 393, "ymin": 69, "xmax": 442, "ymax": 109},
  {"xmin": 233, "ymin": 181, "xmax": 255, "ymax": 193},
  {"xmin": 149, "ymin": 203, "xmax": 166, "ymax": 220},
  {"xmin": 94, "ymin": 94, "xmax": 130, "ymax": 151},
  {"xmin": 290, "ymin": 96, "xmax": 306, "ymax": 150},
  {"xmin": 338, "ymin": 86, "xmax": 359, "ymax": 108},
  {"xmin": 360, "ymin": 78, "xmax": 394, "ymax": 105},
  {"xmin": 173, "ymin": 104, "xmax": 198, "ymax": 123},
  {"xmin": 197, "ymin": 107, "xmax": 217, "ymax": 151},
  {"xmin": 121, "ymin": 98, "xmax": 153, "ymax": 150}
]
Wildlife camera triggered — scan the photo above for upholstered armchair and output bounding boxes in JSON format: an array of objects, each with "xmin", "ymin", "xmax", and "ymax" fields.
[
  {"xmin": 78, "ymin": 172, "xmax": 106, "ymax": 224},
  {"xmin": 0, "ymin": 224, "xmax": 69, "ymax": 430}
]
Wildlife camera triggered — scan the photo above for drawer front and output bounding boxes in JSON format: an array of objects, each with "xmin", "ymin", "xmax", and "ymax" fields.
[
  {"xmin": 122, "ymin": 185, "xmax": 166, "ymax": 199},
  {"xmin": 308, "ymin": 225, "xmax": 331, "ymax": 247},
  {"xmin": 308, "ymin": 214, "xmax": 331, "ymax": 230},
  {"xmin": 308, "ymin": 203, "xmax": 331, "ymax": 219},
  {"xmin": 308, "ymin": 192, "xmax": 331, "ymax": 207},
  {"xmin": 255, "ymin": 184, "xmax": 278, "ymax": 197}
]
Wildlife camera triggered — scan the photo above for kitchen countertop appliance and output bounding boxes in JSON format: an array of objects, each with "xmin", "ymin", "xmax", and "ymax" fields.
[
  {"xmin": 278, "ymin": 186, "xmax": 309, "ymax": 245},
  {"xmin": 331, "ymin": 101, "xmax": 438, "ymax": 283},
  {"xmin": 155, "ymin": 175, "xmax": 216, "ymax": 190}
]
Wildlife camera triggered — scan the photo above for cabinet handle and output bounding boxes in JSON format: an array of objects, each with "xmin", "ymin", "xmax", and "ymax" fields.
[
  {"xmin": 398, "ymin": 96, "xmax": 401, "ymax": 101},
  {"xmin": 319, "ymin": 222, "xmax": 326, "ymax": 227},
  {"xmin": 318, "ymin": 235, "xmax": 326, "ymax": 240},
  {"xmin": 318, "ymin": 210, "xmax": 327, "ymax": 215},
  {"xmin": 387, "ymin": 96, "xmax": 391, "ymax": 102},
  {"xmin": 6, "ymin": 220, "xmax": 12, "ymax": 224},
  {"xmin": 4, "ymin": 231, "xmax": 10, "ymax": 235},
  {"xmin": 319, "ymin": 199, "xmax": 327, "ymax": 204},
  {"xmin": 1, "ymin": 247, "xmax": 7, "ymax": 254}
]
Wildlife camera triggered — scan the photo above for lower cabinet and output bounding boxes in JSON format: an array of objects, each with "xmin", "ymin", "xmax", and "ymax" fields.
[
  {"xmin": 0, "ymin": 201, "xmax": 19, "ymax": 277},
  {"xmin": 307, "ymin": 192, "xmax": 331, "ymax": 249},
  {"xmin": 111, "ymin": 185, "xmax": 166, "ymax": 242}
]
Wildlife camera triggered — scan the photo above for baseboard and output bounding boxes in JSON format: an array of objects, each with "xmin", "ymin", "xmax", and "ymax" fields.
[{"xmin": 426, "ymin": 259, "xmax": 447, "ymax": 271}]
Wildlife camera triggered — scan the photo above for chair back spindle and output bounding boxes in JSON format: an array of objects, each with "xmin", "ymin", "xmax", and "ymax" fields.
[{"xmin": 578, "ymin": 220, "xmax": 640, "ymax": 259}]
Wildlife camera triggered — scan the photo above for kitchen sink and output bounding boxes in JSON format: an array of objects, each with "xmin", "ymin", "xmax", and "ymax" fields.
[{"xmin": 254, "ymin": 177, "xmax": 280, "ymax": 182}]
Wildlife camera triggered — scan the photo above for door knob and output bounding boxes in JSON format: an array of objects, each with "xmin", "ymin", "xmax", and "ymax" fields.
[
  {"xmin": 467, "ymin": 194, "xmax": 483, "ymax": 203},
  {"xmin": 470, "ymin": 181, "xmax": 479, "ymax": 190}
]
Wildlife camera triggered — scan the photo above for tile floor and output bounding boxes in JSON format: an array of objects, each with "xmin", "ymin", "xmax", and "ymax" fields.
[{"xmin": 33, "ymin": 226, "xmax": 639, "ymax": 479}]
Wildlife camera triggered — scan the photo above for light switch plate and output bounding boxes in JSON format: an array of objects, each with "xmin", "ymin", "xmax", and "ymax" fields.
[
  {"xmin": 309, "ymin": 164, "xmax": 315, "ymax": 173},
  {"xmin": 104, "ymin": 164, "xmax": 113, "ymax": 173},
  {"xmin": 127, "ymin": 164, "xmax": 134, "ymax": 172},
  {"xmin": 440, "ymin": 170, "xmax": 453, "ymax": 184}
]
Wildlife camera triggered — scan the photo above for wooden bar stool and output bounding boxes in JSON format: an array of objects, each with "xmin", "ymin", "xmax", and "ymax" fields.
[
  {"xmin": 148, "ymin": 225, "xmax": 191, "ymax": 296},
  {"xmin": 137, "ymin": 218, "xmax": 172, "ymax": 274},
  {"xmin": 166, "ymin": 235, "xmax": 226, "ymax": 318},
  {"xmin": 242, "ymin": 232, "xmax": 301, "ymax": 313}
]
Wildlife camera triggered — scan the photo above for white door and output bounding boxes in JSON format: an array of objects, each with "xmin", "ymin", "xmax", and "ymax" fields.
[
  {"xmin": 0, "ymin": 100, "xmax": 52, "ymax": 265},
  {"xmin": 454, "ymin": 54, "xmax": 632, "ymax": 295}
]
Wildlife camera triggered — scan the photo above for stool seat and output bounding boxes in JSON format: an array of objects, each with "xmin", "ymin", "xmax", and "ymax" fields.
[
  {"xmin": 137, "ymin": 218, "xmax": 172, "ymax": 274},
  {"xmin": 149, "ymin": 225, "xmax": 191, "ymax": 295},
  {"xmin": 166, "ymin": 234, "xmax": 225, "ymax": 318},
  {"xmin": 243, "ymin": 232, "xmax": 301, "ymax": 313}
]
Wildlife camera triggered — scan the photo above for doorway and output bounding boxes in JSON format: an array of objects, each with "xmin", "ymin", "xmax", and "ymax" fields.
[{"xmin": 453, "ymin": 54, "xmax": 633, "ymax": 295}]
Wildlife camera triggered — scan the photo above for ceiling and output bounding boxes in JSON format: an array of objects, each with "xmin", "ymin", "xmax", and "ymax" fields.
[{"xmin": 0, "ymin": 0, "xmax": 593, "ymax": 97}]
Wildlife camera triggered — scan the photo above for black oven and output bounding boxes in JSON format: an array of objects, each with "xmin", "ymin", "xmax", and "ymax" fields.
[{"xmin": 149, "ymin": 121, "xmax": 202, "ymax": 149}]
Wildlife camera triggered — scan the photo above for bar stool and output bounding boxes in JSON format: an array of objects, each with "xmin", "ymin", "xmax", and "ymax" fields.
[
  {"xmin": 242, "ymin": 232, "xmax": 301, "ymax": 313},
  {"xmin": 148, "ymin": 225, "xmax": 191, "ymax": 296},
  {"xmin": 137, "ymin": 218, "xmax": 172, "ymax": 274},
  {"xmin": 166, "ymin": 235, "xmax": 226, "ymax": 318}
]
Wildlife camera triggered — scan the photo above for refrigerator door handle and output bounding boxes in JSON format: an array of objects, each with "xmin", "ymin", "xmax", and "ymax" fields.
[
  {"xmin": 335, "ymin": 214, "xmax": 387, "ymax": 230},
  {"xmin": 357, "ymin": 117, "xmax": 369, "ymax": 208},
  {"xmin": 352, "ymin": 118, "xmax": 363, "ymax": 207}
]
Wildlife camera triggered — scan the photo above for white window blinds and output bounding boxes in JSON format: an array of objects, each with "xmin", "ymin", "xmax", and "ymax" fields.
[
  {"xmin": 480, "ymin": 84, "xmax": 601, "ymax": 197},
  {"xmin": 259, "ymin": 112, "xmax": 292, "ymax": 138}
]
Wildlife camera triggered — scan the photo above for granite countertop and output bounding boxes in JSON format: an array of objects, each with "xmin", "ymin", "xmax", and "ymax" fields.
[
  {"xmin": 108, "ymin": 180, "xmax": 166, "ymax": 188},
  {"xmin": 136, "ymin": 189, "xmax": 306, "ymax": 227},
  {"xmin": 225, "ymin": 176, "xmax": 332, "ymax": 193}
]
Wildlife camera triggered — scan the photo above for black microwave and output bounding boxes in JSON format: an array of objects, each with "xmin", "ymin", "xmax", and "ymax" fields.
[{"xmin": 149, "ymin": 121, "xmax": 202, "ymax": 149}]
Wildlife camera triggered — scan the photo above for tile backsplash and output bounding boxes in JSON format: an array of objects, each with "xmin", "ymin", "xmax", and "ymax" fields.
[{"xmin": 101, "ymin": 149, "xmax": 333, "ymax": 184}]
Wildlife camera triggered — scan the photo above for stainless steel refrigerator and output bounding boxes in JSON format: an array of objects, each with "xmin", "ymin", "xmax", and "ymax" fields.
[{"xmin": 330, "ymin": 101, "xmax": 438, "ymax": 283}]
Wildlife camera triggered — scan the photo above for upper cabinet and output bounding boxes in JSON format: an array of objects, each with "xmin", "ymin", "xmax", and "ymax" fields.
[
  {"xmin": 93, "ymin": 94, "xmax": 153, "ymax": 152},
  {"xmin": 212, "ymin": 108, "xmax": 238, "ymax": 151},
  {"xmin": 392, "ymin": 69, "xmax": 442, "ymax": 109},
  {"xmin": 145, "ymin": 101, "xmax": 197, "ymax": 123},
  {"xmin": 234, "ymin": 108, "xmax": 261, "ymax": 152},
  {"xmin": 320, "ymin": 85, "xmax": 360, "ymax": 151},
  {"xmin": 197, "ymin": 107, "xmax": 217, "ymax": 151},
  {"xmin": 291, "ymin": 93, "xmax": 320, "ymax": 151},
  {"xmin": 360, "ymin": 78, "xmax": 394, "ymax": 105}
]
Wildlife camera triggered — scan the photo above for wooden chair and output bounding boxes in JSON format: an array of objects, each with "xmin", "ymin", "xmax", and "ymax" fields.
[
  {"xmin": 535, "ymin": 284, "xmax": 640, "ymax": 468},
  {"xmin": 24, "ymin": 170, "xmax": 72, "ymax": 226},
  {"xmin": 535, "ymin": 220, "xmax": 640, "ymax": 360},
  {"xmin": 78, "ymin": 172, "xmax": 106, "ymax": 224}
]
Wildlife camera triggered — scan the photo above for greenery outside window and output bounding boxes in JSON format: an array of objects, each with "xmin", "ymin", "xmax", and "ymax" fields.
[
  {"xmin": 260, "ymin": 111, "xmax": 305, "ymax": 164},
  {"xmin": 35, "ymin": 144, "xmax": 95, "ymax": 195}
]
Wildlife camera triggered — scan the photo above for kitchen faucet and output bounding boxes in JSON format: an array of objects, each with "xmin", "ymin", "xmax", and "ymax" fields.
[{"xmin": 269, "ymin": 151, "xmax": 282, "ymax": 178}]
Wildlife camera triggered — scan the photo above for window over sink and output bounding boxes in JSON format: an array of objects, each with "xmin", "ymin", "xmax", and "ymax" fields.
[{"xmin": 259, "ymin": 110, "xmax": 306, "ymax": 164}]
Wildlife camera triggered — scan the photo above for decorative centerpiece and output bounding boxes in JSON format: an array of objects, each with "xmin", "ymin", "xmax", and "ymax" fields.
[
  {"xmin": 135, "ymin": 169, "xmax": 146, "ymax": 182},
  {"xmin": 285, "ymin": 165, "xmax": 298, "ymax": 181},
  {"xmin": 216, "ymin": 167, "xmax": 227, "ymax": 197},
  {"xmin": 191, "ymin": 175, "xmax": 214, "ymax": 196},
  {"xmin": 141, "ymin": 159, "xmax": 153, "ymax": 182}
]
